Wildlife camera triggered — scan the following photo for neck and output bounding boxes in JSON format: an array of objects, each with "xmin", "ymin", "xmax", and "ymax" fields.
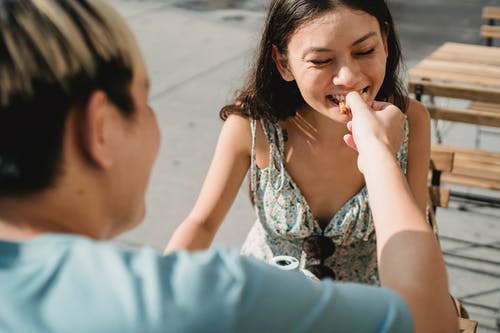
[{"xmin": 0, "ymin": 186, "xmax": 108, "ymax": 241}]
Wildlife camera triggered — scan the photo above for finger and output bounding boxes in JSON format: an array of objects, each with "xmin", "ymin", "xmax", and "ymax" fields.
[
  {"xmin": 371, "ymin": 100, "xmax": 392, "ymax": 111},
  {"xmin": 343, "ymin": 134, "xmax": 358, "ymax": 151},
  {"xmin": 371, "ymin": 100, "xmax": 403, "ymax": 115},
  {"xmin": 346, "ymin": 120, "xmax": 353, "ymax": 132},
  {"xmin": 345, "ymin": 91, "xmax": 368, "ymax": 116}
]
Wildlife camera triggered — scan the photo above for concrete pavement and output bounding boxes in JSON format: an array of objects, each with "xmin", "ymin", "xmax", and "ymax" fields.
[{"xmin": 110, "ymin": 1, "xmax": 500, "ymax": 331}]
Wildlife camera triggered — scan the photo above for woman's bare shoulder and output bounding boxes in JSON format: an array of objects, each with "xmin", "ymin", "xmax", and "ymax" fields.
[
  {"xmin": 220, "ymin": 114, "xmax": 253, "ymax": 155},
  {"xmin": 406, "ymin": 98, "xmax": 430, "ymax": 128},
  {"xmin": 405, "ymin": 98, "xmax": 430, "ymax": 124}
]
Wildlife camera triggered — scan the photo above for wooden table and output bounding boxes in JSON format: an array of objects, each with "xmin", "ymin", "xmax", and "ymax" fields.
[
  {"xmin": 409, "ymin": 42, "xmax": 500, "ymax": 91},
  {"xmin": 408, "ymin": 42, "xmax": 500, "ymax": 128},
  {"xmin": 408, "ymin": 42, "xmax": 500, "ymax": 202}
]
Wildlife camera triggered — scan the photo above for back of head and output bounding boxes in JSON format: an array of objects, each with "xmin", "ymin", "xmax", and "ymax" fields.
[{"xmin": 0, "ymin": 0, "xmax": 136, "ymax": 196}]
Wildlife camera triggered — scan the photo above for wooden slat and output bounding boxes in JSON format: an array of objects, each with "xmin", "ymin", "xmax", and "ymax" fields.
[
  {"xmin": 410, "ymin": 59, "xmax": 500, "ymax": 87},
  {"xmin": 452, "ymin": 165, "xmax": 500, "ymax": 183},
  {"xmin": 441, "ymin": 173, "xmax": 500, "ymax": 191},
  {"xmin": 430, "ymin": 150, "xmax": 454, "ymax": 172},
  {"xmin": 453, "ymin": 154, "xmax": 500, "ymax": 179},
  {"xmin": 408, "ymin": 80, "xmax": 500, "ymax": 104},
  {"xmin": 430, "ymin": 42, "xmax": 500, "ymax": 66},
  {"xmin": 481, "ymin": 25, "xmax": 500, "ymax": 39},
  {"xmin": 433, "ymin": 144, "xmax": 500, "ymax": 162},
  {"xmin": 428, "ymin": 106, "xmax": 500, "ymax": 127},
  {"xmin": 483, "ymin": 6, "xmax": 500, "ymax": 20},
  {"xmin": 469, "ymin": 101, "xmax": 500, "ymax": 113}
]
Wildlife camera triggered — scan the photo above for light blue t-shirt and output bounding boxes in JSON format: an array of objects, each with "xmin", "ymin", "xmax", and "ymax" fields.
[{"xmin": 0, "ymin": 233, "xmax": 413, "ymax": 332}]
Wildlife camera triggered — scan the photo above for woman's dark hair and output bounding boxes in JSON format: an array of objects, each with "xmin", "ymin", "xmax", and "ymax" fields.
[
  {"xmin": 0, "ymin": 0, "xmax": 136, "ymax": 196},
  {"xmin": 220, "ymin": 0, "xmax": 407, "ymax": 122}
]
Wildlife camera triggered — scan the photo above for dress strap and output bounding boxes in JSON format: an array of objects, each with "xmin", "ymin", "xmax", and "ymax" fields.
[
  {"xmin": 250, "ymin": 118, "xmax": 287, "ymax": 192},
  {"xmin": 261, "ymin": 119, "xmax": 286, "ymax": 191},
  {"xmin": 272, "ymin": 123, "xmax": 286, "ymax": 191},
  {"xmin": 396, "ymin": 117, "xmax": 410, "ymax": 174},
  {"xmin": 250, "ymin": 118, "xmax": 258, "ymax": 193}
]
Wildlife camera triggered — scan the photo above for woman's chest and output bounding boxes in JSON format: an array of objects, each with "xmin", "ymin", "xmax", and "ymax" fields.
[
  {"xmin": 285, "ymin": 144, "xmax": 364, "ymax": 224},
  {"xmin": 286, "ymin": 155, "xmax": 365, "ymax": 224},
  {"xmin": 253, "ymin": 121, "xmax": 366, "ymax": 225}
]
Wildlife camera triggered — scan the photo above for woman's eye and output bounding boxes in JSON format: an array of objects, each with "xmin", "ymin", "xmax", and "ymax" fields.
[
  {"xmin": 355, "ymin": 48, "xmax": 375, "ymax": 56},
  {"xmin": 310, "ymin": 59, "xmax": 332, "ymax": 65}
]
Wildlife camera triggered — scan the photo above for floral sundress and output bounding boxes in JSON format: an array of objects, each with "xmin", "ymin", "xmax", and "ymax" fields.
[{"xmin": 241, "ymin": 117, "xmax": 409, "ymax": 285}]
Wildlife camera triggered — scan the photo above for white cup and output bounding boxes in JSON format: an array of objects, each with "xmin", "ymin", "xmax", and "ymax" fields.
[{"xmin": 271, "ymin": 255, "xmax": 299, "ymax": 271}]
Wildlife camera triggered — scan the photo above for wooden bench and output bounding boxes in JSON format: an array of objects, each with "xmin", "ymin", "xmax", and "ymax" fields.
[
  {"xmin": 482, "ymin": 6, "xmax": 500, "ymax": 45},
  {"xmin": 428, "ymin": 101, "xmax": 500, "ymax": 128},
  {"xmin": 427, "ymin": 151, "xmax": 480, "ymax": 333},
  {"xmin": 408, "ymin": 80, "xmax": 500, "ymax": 208},
  {"xmin": 430, "ymin": 144, "xmax": 500, "ymax": 207},
  {"xmin": 408, "ymin": 79, "xmax": 500, "ymax": 128},
  {"xmin": 478, "ymin": 6, "xmax": 500, "ymax": 144},
  {"xmin": 432, "ymin": 144, "xmax": 500, "ymax": 191},
  {"xmin": 408, "ymin": 79, "xmax": 500, "ymax": 145}
]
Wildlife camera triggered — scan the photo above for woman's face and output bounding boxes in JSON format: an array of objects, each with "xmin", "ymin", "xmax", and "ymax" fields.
[{"xmin": 275, "ymin": 6, "xmax": 388, "ymax": 122}]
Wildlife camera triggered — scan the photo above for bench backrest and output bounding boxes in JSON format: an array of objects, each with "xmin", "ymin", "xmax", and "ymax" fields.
[
  {"xmin": 432, "ymin": 144, "xmax": 500, "ymax": 192},
  {"xmin": 408, "ymin": 80, "xmax": 500, "ymax": 104},
  {"xmin": 483, "ymin": 6, "xmax": 500, "ymax": 21},
  {"xmin": 482, "ymin": 6, "xmax": 500, "ymax": 45}
]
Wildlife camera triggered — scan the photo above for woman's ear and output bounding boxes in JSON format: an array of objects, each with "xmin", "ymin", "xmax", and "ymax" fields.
[{"xmin": 272, "ymin": 45, "xmax": 294, "ymax": 82}]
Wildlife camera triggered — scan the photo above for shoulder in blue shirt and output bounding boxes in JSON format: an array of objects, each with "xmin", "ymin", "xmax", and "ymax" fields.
[{"xmin": 0, "ymin": 233, "xmax": 414, "ymax": 333}]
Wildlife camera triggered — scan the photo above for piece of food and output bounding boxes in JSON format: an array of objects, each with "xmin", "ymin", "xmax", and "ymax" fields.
[
  {"xmin": 361, "ymin": 91, "xmax": 369, "ymax": 102},
  {"xmin": 338, "ymin": 91, "xmax": 369, "ymax": 115},
  {"xmin": 339, "ymin": 99, "xmax": 348, "ymax": 114}
]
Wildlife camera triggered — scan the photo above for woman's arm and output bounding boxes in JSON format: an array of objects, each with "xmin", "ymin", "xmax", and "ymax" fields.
[
  {"xmin": 344, "ymin": 92, "xmax": 457, "ymax": 333},
  {"xmin": 405, "ymin": 99, "xmax": 431, "ymax": 213},
  {"xmin": 165, "ymin": 114, "xmax": 252, "ymax": 252}
]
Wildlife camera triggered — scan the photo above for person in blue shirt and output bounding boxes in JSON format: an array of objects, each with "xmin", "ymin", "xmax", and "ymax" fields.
[{"xmin": 0, "ymin": 1, "xmax": 456, "ymax": 333}]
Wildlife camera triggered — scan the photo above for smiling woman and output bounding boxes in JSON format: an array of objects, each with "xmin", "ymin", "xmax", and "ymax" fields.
[{"xmin": 166, "ymin": 0, "xmax": 431, "ymax": 286}]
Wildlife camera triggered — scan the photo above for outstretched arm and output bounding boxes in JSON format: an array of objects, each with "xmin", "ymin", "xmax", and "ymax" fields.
[
  {"xmin": 405, "ymin": 99, "xmax": 431, "ymax": 213},
  {"xmin": 344, "ymin": 92, "xmax": 457, "ymax": 333},
  {"xmin": 165, "ymin": 115, "xmax": 251, "ymax": 252}
]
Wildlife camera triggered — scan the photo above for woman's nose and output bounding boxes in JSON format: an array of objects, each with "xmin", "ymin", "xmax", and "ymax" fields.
[{"xmin": 332, "ymin": 60, "xmax": 361, "ymax": 88}]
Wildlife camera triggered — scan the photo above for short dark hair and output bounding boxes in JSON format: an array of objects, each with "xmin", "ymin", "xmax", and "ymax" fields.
[
  {"xmin": 0, "ymin": 0, "xmax": 136, "ymax": 196},
  {"xmin": 220, "ymin": 0, "xmax": 407, "ymax": 122}
]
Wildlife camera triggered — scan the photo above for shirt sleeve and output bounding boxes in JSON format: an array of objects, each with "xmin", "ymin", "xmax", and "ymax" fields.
[{"xmin": 159, "ymin": 247, "xmax": 414, "ymax": 333}]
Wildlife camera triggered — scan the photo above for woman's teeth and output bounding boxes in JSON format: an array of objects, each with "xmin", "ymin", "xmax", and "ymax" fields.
[
  {"xmin": 328, "ymin": 88, "xmax": 369, "ymax": 115},
  {"xmin": 330, "ymin": 89, "xmax": 369, "ymax": 104},
  {"xmin": 333, "ymin": 95, "xmax": 345, "ymax": 104}
]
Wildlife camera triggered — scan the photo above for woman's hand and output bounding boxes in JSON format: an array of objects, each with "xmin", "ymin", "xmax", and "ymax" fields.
[{"xmin": 343, "ymin": 91, "xmax": 406, "ymax": 173}]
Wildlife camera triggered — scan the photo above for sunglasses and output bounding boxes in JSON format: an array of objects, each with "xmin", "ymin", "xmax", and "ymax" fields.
[{"xmin": 302, "ymin": 235, "xmax": 336, "ymax": 280}]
